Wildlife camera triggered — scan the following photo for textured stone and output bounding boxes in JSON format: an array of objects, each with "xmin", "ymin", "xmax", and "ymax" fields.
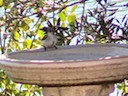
[
  {"xmin": 43, "ymin": 84, "xmax": 114, "ymax": 96},
  {"xmin": 0, "ymin": 44, "xmax": 128, "ymax": 96}
]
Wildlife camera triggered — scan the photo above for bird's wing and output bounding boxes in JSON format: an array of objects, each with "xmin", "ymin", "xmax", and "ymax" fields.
[{"xmin": 42, "ymin": 34, "xmax": 47, "ymax": 40}]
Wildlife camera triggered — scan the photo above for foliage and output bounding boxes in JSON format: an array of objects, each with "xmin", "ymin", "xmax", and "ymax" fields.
[
  {"xmin": 84, "ymin": 2, "xmax": 128, "ymax": 43},
  {"xmin": 0, "ymin": 69, "xmax": 42, "ymax": 96},
  {"xmin": 0, "ymin": 0, "xmax": 128, "ymax": 95},
  {"xmin": 0, "ymin": 0, "xmax": 86, "ymax": 95}
]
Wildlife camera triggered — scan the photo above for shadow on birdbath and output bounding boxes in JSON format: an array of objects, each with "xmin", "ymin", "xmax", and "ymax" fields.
[{"xmin": 0, "ymin": 44, "xmax": 128, "ymax": 96}]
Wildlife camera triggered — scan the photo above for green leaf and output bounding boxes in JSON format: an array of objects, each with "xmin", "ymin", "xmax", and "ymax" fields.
[
  {"xmin": 20, "ymin": 21, "xmax": 30, "ymax": 31},
  {"xmin": 3, "ymin": 0, "xmax": 11, "ymax": 9},
  {"xmin": 34, "ymin": 40, "xmax": 41, "ymax": 45},
  {"xmin": 71, "ymin": 5, "xmax": 78, "ymax": 13}
]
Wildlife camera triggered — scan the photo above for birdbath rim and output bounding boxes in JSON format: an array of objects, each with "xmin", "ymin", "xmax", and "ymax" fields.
[
  {"xmin": 1, "ymin": 43, "xmax": 128, "ymax": 64},
  {"xmin": 0, "ymin": 43, "xmax": 128, "ymax": 87}
]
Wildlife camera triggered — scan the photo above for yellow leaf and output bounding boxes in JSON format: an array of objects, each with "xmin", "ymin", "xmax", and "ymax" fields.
[
  {"xmin": 68, "ymin": 13, "xmax": 76, "ymax": 23},
  {"xmin": 20, "ymin": 20, "xmax": 30, "ymax": 31},
  {"xmin": 23, "ymin": 17, "xmax": 34, "ymax": 24},
  {"xmin": 13, "ymin": 31, "xmax": 20, "ymax": 41},
  {"xmin": 58, "ymin": 12, "xmax": 66, "ymax": 22},
  {"xmin": 0, "ymin": 0, "xmax": 3, "ymax": 7},
  {"xmin": 37, "ymin": 29, "xmax": 45, "ymax": 39},
  {"xmin": 24, "ymin": 39, "xmax": 32, "ymax": 48},
  {"xmin": 71, "ymin": 5, "xmax": 78, "ymax": 13}
]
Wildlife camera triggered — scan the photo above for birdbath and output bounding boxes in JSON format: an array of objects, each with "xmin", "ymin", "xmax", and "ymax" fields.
[{"xmin": 0, "ymin": 44, "xmax": 128, "ymax": 96}]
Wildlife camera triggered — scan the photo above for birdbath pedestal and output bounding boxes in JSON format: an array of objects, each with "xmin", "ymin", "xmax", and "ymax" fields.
[{"xmin": 1, "ymin": 44, "xmax": 128, "ymax": 96}]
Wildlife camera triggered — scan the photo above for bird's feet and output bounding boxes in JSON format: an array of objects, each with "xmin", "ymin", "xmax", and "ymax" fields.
[
  {"xmin": 42, "ymin": 45, "xmax": 58, "ymax": 51},
  {"xmin": 53, "ymin": 45, "xmax": 58, "ymax": 49}
]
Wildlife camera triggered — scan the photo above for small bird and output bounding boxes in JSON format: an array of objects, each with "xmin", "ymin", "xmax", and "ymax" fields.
[
  {"xmin": 40, "ymin": 27, "xmax": 58, "ymax": 50},
  {"xmin": 40, "ymin": 18, "xmax": 68, "ymax": 50}
]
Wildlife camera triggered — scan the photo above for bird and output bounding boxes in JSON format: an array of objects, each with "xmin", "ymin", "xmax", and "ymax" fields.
[
  {"xmin": 40, "ymin": 27, "xmax": 58, "ymax": 51},
  {"xmin": 40, "ymin": 18, "xmax": 68, "ymax": 50}
]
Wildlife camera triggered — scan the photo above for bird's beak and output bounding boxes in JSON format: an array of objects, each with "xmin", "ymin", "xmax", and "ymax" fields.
[{"xmin": 40, "ymin": 27, "xmax": 48, "ymax": 31}]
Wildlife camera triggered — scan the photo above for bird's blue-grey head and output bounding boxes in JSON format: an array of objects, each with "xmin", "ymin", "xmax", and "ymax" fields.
[{"xmin": 40, "ymin": 27, "xmax": 55, "ymax": 33}]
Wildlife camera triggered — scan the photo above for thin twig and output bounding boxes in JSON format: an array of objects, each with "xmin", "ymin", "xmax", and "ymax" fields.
[
  {"xmin": 44, "ymin": 1, "xmax": 88, "ymax": 14},
  {"xmin": 30, "ymin": 18, "xmax": 43, "ymax": 49},
  {"xmin": 53, "ymin": 0, "xmax": 56, "ymax": 26},
  {"xmin": 80, "ymin": 0, "xmax": 86, "ymax": 32},
  {"xmin": 0, "ymin": 32, "xmax": 4, "ymax": 54}
]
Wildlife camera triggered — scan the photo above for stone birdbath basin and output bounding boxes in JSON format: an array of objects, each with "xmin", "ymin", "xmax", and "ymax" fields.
[{"xmin": 0, "ymin": 44, "xmax": 128, "ymax": 96}]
